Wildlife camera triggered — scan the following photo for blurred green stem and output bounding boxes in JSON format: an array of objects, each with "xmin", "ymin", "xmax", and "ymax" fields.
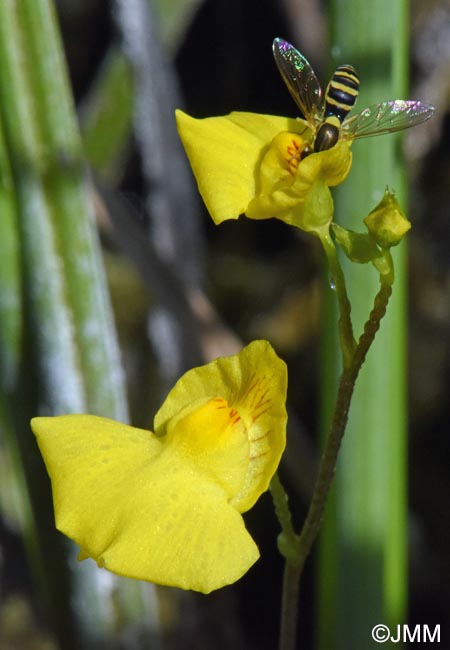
[
  {"xmin": 0, "ymin": 118, "xmax": 21, "ymax": 394},
  {"xmin": 0, "ymin": 1, "xmax": 159, "ymax": 647},
  {"xmin": 80, "ymin": 47, "xmax": 133, "ymax": 180}
]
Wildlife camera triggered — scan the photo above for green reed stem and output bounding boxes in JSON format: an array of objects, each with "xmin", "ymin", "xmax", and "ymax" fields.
[
  {"xmin": 0, "ymin": 117, "xmax": 21, "ymax": 396},
  {"xmin": 318, "ymin": 2, "xmax": 409, "ymax": 645},
  {"xmin": 0, "ymin": 2, "xmax": 160, "ymax": 647},
  {"xmin": 20, "ymin": 0, "xmax": 128, "ymax": 419},
  {"xmin": 80, "ymin": 47, "xmax": 133, "ymax": 180}
]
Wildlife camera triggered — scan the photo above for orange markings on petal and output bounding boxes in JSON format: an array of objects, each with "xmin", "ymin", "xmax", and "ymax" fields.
[
  {"xmin": 249, "ymin": 449, "xmax": 270, "ymax": 461},
  {"xmin": 238, "ymin": 374, "xmax": 275, "ymax": 427},
  {"xmin": 211, "ymin": 397, "xmax": 228, "ymax": 409},
  {"xmin": 229, "ymin": 408, "xmax": 242, "ymax": 426},
  {"xmin": 251, "ymin": 407, "xmax": 271, "ymax": 424},
  {"xmin": 285, "ymin": 138, "xmax": 303, "ymax": 175},
  {"xmin": 244, "ymin": 376, "xmax": 263, "ymax": 404},
  {"xmin": 254, "ymin": 385, "xmax": 270, "ymax": 404},
  {"xmin": 239, "ymin": 376, "xmax": 259, "ymax": 401}
]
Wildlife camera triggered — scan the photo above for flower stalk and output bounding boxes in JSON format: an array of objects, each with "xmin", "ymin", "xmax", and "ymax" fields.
[
  {"xmin": 319, "ymin": 229, "xmax": 356, "ymax": 368},
  {"xmin": 274, "ymin": 261, "xmax": 394, "ymax": 650}
]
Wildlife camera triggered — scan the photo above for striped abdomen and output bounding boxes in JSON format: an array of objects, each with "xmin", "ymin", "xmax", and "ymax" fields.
[
  {"xmin": 314, "ymin": 64, "xmax": 359, "ymax": 152},
  {"xmin": 324, "ymin": 65, "xmax": 360, "ymax": 122}
]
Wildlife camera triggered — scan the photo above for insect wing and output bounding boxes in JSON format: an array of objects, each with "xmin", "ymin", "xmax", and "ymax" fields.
[
  {"xmin": 273, "ymin": 38, "xmax": 322, "ymax": 131},
  {"xmin": 341, "ymin": 100, "xmax": 435, "ymax": 140}
]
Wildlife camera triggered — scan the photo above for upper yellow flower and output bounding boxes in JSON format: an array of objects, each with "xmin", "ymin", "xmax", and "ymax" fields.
[
  {"xmin": 176, "ymin": 110, "xmax": 352, "ymax": 234},
  {"xmin": 31, "ymin": 340, "xmax": 287, "ymax": 594}
]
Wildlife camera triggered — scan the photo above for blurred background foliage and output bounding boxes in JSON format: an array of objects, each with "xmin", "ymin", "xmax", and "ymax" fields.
[{"xmin": 0, "ymin": 0, "xmax": 448, "ymax": 649}]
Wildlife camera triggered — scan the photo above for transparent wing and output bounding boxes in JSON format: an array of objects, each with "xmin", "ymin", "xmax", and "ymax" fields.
[
  {"xmin": 272, "ymin": 37, "xmax": 322, "ymax": 131},
  {"xmin": 341, "ymin": 100, "xmax": 435, "ymax": 140}
]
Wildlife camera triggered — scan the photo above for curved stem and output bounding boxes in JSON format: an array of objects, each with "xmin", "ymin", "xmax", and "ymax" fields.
[
  {"xmin": 274, "ymin": 278, "xmax": 393, "ymax": 650},
  {"xmin": 298, "ymin": 279, "xmax": 392, "ymax": 567},
  {"xmin": 270, "ymin": 473, "xmax": 297, "ymax": 544}
]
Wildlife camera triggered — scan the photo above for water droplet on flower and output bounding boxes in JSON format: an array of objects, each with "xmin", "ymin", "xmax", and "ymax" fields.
[{"xmin": 329, "ymin": 274, "xmax": 336, "ymax": 291}]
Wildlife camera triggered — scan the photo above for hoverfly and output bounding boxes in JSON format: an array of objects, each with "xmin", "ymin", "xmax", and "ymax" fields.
[{"xmin": 273, "ymin": 37, "xmax": 435, "ymax": 155}]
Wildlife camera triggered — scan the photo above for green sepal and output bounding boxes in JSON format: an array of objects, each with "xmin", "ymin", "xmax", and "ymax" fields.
[{"xmin": 332, "ymin": 222, "xmax": 380, "ymax": 264}]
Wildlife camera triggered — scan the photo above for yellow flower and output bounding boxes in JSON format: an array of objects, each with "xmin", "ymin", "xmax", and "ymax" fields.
[
  {"xmin": 31, "ymin": 340, "xmax": 287, "ymax": 594},
  {"xmin": 176, "ymin": 110, "xmax": 352, "ymax": 234}
]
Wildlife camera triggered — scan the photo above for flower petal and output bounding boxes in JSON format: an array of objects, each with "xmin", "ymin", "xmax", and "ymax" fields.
[
  {"xmin": 175, "ymin": 110, "xmax": 300, "ymax": 224},
  {"xmin": 155, "ymin": 340, "xmax": 287, "ymax": 511},
  {"xmin": 293, "ymin": 142, "xmax": 352, "ymax": 190},
  {"xmin": 246, "ymin": 183, "xmax": 303, "ymax": 222},
  {"xmin": 246, "ymin": 141, "xmax": 351, "ymax": 228},
  {"xmin": 31, "ymin": 414, "xmax": 259, "ymax": 593},
  {"xmin": 166, "ymin": 396, "xmax": 250, "ymax": 499}
]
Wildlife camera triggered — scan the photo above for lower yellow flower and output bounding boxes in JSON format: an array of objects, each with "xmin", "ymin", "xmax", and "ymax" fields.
[
  {"xmin": 31, "ymin": 340, "xmax": 287, "ymax": 594},
  {"xmin": 176, "ymin": 110, "xmax": 352, "ymax": 233}
]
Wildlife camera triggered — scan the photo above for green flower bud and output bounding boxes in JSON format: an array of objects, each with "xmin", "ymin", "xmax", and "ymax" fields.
[{"xmin": 364, "ymin": 190, "xmax": 411, "ymax": 248}]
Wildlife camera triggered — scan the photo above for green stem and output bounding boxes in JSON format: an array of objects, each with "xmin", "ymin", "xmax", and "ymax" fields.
[
  {"xmin": 320, "ymin": 230, "xmax": 356, "ymax": 368},
  {"xmin": 275, "ymin": 277, "xmax": 393, "ymax": 650},
  {"xmin": 278, "ymin": 561, "xmax": 301, "ymax": 650},
  {"xmin": 301, "ymin": 279, "xmax": 392, "ymax": 565},
  {"xmin": 270, "ymin": 475, "xmax": 300, "ymax": 650},
  {"xmin": 270, "ymin": 473, "xmax": 297, "ymax": 544}
]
